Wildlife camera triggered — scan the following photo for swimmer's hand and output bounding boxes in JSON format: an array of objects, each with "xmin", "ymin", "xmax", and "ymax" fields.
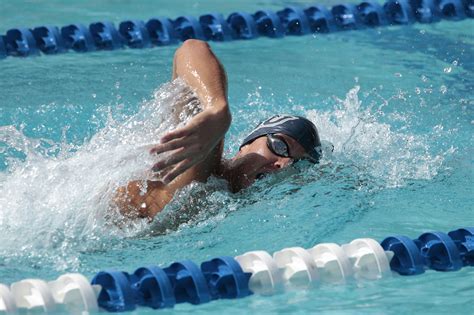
[{"xmin": 150, "ymin": 106, "xmax": 231, "ymax": 184}]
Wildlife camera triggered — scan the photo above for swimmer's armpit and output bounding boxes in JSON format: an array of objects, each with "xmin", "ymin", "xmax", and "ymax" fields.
[{"xmin": 113, "ymin": 180, "xmax": 171, "ymax": 220}]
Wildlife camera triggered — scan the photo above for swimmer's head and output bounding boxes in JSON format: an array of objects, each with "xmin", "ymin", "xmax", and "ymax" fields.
[{"xmin": 228, "ymin": 115, "xmax": 322, "ymax": 191}]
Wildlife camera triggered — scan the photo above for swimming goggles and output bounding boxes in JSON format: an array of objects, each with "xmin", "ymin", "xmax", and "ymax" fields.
[{"xmin": 266, "ymin": 134, "xmax": 292, "ymax": 159}]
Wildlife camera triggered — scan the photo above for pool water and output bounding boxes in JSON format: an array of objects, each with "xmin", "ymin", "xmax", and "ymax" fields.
[{"xmin": 0, "ymin": 0, "xmax": 473, "ymax": 314}]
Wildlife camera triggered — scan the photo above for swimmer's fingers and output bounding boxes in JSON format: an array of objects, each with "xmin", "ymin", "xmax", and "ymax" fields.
[
  {"xmin": 160, "ymin": 127, "xmax": 193, "ymax": 144},
  {"xmin": 150, "ymin": 136, "xmax": 193, "ymax": 155},
  {"xmin": 151, "ymin": 165, "xmax": 174, "ymax": 180},
  {"xmin": 162, "ymin": 159, "xmax": 194, "ymax": 184},
  {"xmin": 151, "ymin": 147, "xmax": 188, "ymax": 171}
]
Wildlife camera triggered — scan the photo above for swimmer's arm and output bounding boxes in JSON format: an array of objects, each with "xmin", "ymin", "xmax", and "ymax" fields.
[
  {"xmin": 114, "ymin": 40, "xmax": 230, "ymax": 220},
  {"xmin": 150, "ymin": 39, "xmax": 231, "ymax": 184},
  {"xmin": 114, "ymin": 180, "xmax": 173, "ymax": 220}
]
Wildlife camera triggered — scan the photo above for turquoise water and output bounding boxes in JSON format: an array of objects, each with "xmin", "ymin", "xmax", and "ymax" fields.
[{"xmin": 1, "ymin": 0, "xmax": 473, "ymax": 314}]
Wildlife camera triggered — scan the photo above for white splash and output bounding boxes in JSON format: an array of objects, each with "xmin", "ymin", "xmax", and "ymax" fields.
[
  {"xmin": 306, "ymin": 86, "xmax": 454, "ymax": 188},
  {"xmin": 0, "ymin": 79, "xmax": 201, "ymax": 270}
]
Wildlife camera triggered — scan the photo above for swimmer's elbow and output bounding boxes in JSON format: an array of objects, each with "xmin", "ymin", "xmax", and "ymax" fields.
[
  {"xmin": 113, "ymin": 182, "xmax": 153, "ymax": 220},
  {"xmin": 112, "ymin": 181, "xmax": 168, "ymax": 221}
]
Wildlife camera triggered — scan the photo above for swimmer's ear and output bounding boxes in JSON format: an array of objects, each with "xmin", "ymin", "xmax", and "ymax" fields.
[{"xmin": 238, "ymin": 143, "xmax": 250, "ymax": 153}]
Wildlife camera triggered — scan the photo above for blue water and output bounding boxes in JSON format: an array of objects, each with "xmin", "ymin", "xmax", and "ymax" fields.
[{"xmin": 1, "ymin": 0, "xmax": 473, "ymax": 314}]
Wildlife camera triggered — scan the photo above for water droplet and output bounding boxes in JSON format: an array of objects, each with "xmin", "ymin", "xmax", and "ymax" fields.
[
  {"xmin": 421, "ymin": 75, "xmax": 428, "ymax": 82},
  {"xmin": 92, "ymin": 93, "xmax": 97, "ymax": 99},
  {"xmin": 443, "ymin": 67, "xmax": 452, "ymax": 73},
  {"xmin": 419, "ymin": 29, "xmax": 426, "ymax": 34},
  {"xmin": 394, "ymin": 73, "xmax": 402, "ymax": 78},
  {"xmin": 415, "ymin": 87, "xmax": 421, "ymax": 94},
  {"xmin": 440, "ymin": 85, "xmax": 447, "ymax": 94}
]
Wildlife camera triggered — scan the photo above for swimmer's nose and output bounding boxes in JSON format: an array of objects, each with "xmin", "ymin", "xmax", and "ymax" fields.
[{"xmin": 273, "ymin": 157, "xmax": 292, "ymax": 169}]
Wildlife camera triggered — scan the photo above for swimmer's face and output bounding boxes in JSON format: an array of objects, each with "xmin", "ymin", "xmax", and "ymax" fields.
[{"xmin": 230, "ymin": 134, "xmax": 308, "ymax": 191}]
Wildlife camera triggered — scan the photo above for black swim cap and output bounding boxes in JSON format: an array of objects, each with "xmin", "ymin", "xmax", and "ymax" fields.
[{"xmin": 240, "ymin": 115, "xmax": 322, "ymax": 162}]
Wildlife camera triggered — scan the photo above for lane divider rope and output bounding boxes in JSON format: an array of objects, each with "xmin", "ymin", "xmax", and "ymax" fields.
[
  {"xmin": 0, "ymin": 227, "xmax": 472, "ymax": 313},
  {"xmin": 0, "ymin": 0, "xmax": 472, "ymax": 59}
]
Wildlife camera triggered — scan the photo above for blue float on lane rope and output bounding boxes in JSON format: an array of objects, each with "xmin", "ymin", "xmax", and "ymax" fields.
[
  {"xmin": 163, "ymin": 260, "xmax": 211, "ymax": 305},
  {"xmin": 61, "ymin": 24, "xmax": 96, "ymax": 52},
  {"xmin": 0, "ymin": 36, "xmax": 6, "ymax": 58},
  {"xmin": 145, "ymin": 17, "xmax": 179, "ymax": 46},
  {"xmin": 119, "ymin": 20, "xmax": 152, "ymax": 49},
  {"xmin": 91, "ymin": 270, "xmax": 136, "ymax": 312},
  {"xmin": 357, "ymin": 2, "xmax": 389, "ymax": 26},
  {"xmin": 31, "ymin": 26, "xmax": 66, "ymax": 54},
  {"xmin": 201, "ymin": 256, "xmax": 253, "ymax": 299},
  {"xmin": 381, "ymin": 235, "xmax": 425, "ymax": 275},
  {"xmin": 253, "ymin": 10, "xmax": 285, "ymax": 38},
  {"xmin": 130, "ymin": 266, "xmax": 175, "ymax": 309},
  {"xmin": 200, "ymin": 13, "xmax": 236, "ymax": 41},
  {"xmin": 277, "ymin": 6, "xmax": 311, "ymax": 35},
  {"xmin": 5, "ymin": 28, "xmax": 38, "ymax": 57},
  {"xmin": 383, "ymin": 0, "xmax": 417, "ymax": 24},
  {"xmin": 415, "ymin": 231, "xmax": 464, "ymax": 271},
  {"xmin": 173, "ymin": 16, "xmax": 206, "ymax": 41},
  {"xmin": 227, "ymin": 12, "xmax": 259, "ymax": 39},
  {"xmin": 448, "ymin": 227, "xmax": 474, "ymax": 266},
  {"xmin": 89, "ymin": 21, "xmax": 124, "ymax": 50}
]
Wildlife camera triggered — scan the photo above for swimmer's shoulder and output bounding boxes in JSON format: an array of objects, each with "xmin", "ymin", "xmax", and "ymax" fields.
[
  {"xmin": 115, "ymin": 140, "xmax": 224, "ymax": 220},
  {"xmin": 115, "ymin": 180, "xmax": 173, "ymax": 219}
]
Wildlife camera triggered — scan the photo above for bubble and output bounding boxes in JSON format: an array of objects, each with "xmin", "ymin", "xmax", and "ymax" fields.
[
  {"xmin": 92, "ymin": 93, "xmax": 97, "ymax": 99},
  {"xmin": 440, "ymin": 85, "xmax": 447, "ymax": 94},
  {"xmin": 415, "ymin": 87, "xmax": 421, "ymax": 95},
  {"xmin": 423, "ymin": 88, "xmax": 433, "ymax": 94},
  {"xmin": 394, "ymin": 73, "xmax": 402, "ymax": 78},
  {"xmin": 421, "ymin": 75, "xmax": 428, "ymax": 82},
  {"xmin": 443, "ymin": 67, "xmax": 452, "ymax": 74},
  {"xmin": 452, "ymin": 60, "xmax": 458, "ymax": 66}
]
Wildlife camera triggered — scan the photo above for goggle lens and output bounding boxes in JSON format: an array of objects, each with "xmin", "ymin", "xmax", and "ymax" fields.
[{"xmin": 266, "ymin": 134, "xmax": 290, "ymax": 158}]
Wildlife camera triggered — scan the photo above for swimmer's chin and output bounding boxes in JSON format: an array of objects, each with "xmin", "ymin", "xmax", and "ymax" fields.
[{"xmin": 228, "ymin": 172, "xmax": 266, "ymax": 193}]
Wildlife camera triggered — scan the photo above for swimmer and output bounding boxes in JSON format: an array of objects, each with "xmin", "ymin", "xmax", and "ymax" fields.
[{"xmin": 115, "ymin": 39, "xmax": 322, "ymax": 219}]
